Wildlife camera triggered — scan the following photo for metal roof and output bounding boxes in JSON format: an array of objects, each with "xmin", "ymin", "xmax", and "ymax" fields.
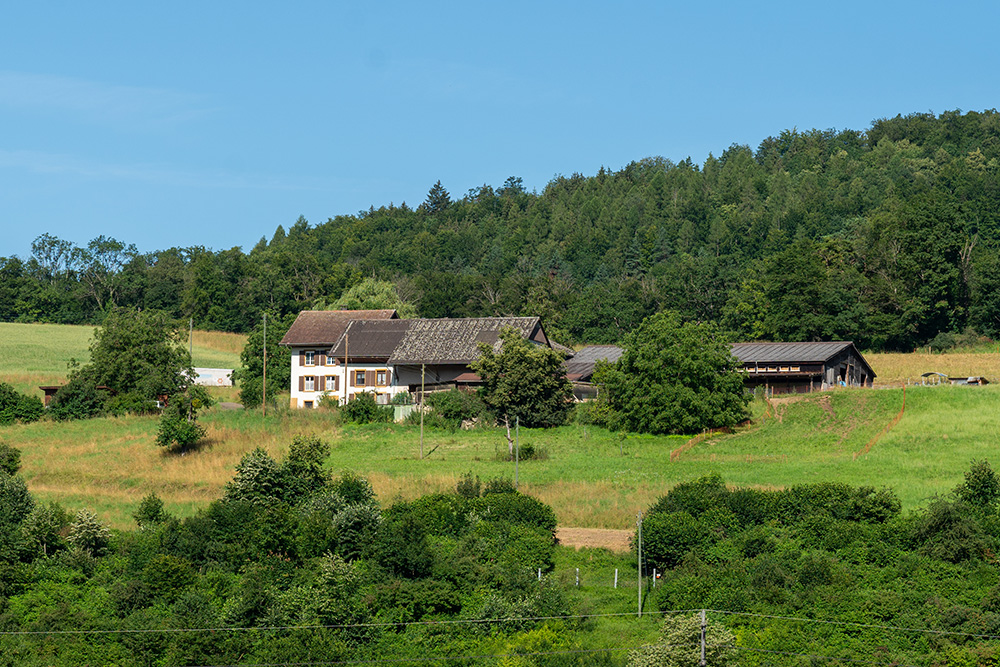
[
  {"xmin": 730, "ymin": 341, "xmax": 857, "ymax": 364},
  {"xmin": 564, "ymin": 345, "xmax": 624, "ymax": 381},
  {"xmin": 279, "ymin": 310, "xmax": 398, "ymax": 346}
]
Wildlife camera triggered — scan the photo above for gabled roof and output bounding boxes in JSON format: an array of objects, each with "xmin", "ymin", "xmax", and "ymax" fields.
[
  {"xmin": 730, "ymin": 341, "xmax": 861, "ymax": 364},
  {"xmin": 389, "ymin": 317, "xmax": 546, "ymax": 365},
  {"xmin": 329, "ymin": 319, "xmax": 413, "ymax": 360},
  {"xmin": 279, "ymin": 310, "xmax": 398, "ymax": 347},
  {"xmin": 564, "ymin": 345, "xmax": 624, "ymax": 382}
]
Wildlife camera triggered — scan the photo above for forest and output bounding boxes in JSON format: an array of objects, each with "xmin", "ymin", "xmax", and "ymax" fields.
[{"xmin": 4, "ymin": 109, "xmax": 1000, "ymax": 350}]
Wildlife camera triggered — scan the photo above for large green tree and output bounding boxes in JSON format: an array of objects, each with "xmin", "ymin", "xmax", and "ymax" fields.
[
  {"xmin": 63, "ymin": 308, "xmax": 193, "ymax": 413},
  {"xmin": 471, "ymin": 327, "xmax": 572, "ymax": 429},
  {"xmin": 597, "ymin": 311, "xmax": 749, "ymax": 435},
  {"xmin": 233, "ymin": 311, "xmax": 295, "ymax": 409}
]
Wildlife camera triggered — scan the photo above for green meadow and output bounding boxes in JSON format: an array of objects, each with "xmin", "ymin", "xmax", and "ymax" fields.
[
  {"xmin": 0, "ymin": 321, "xmax": 244, "ymax": 397},
  {"xmin": 3, "ymin": 383, "xmax": 997, "ymax": 530}
]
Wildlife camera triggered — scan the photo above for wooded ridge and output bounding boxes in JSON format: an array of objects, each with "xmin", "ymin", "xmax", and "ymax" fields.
[{"xmin": 5, "ymin": 109, "xmax": 1000, "ymax": 350}]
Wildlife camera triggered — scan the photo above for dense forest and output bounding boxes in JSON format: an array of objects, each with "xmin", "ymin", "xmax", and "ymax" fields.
[{"xmin": 5, "ymin": 110, "xmax": 1000, "ymax": 350}]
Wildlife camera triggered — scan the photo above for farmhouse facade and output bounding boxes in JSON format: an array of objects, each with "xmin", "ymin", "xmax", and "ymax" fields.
[
  {"xmin": 281, "ymin": 311, "xmax": 553, "ymax": 408},
  {"xmin": 730, "ymin": 341, "xmax": 875, "ymax": 395}
]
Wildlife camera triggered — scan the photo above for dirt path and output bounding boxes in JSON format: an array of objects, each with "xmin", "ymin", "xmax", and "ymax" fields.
[{"xmin": 557, "ymin": 527, "xmax": 632, "ymax": 552}]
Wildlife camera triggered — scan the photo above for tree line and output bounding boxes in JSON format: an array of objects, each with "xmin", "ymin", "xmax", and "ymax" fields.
[{"xmin": 5, "ymin": 110, "xmax": 1000, "ymax": 350}]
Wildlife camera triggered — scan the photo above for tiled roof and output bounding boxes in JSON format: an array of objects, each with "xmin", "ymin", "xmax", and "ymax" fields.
[
  {"xmin": 730, "ymin": 341, "xmax": 857, "ymax": 364},
  {"xmin": 564, "ymin": 345, "xmax": 624, "ymax": 381},
  {"xmin": 389, "ymin": 317, "xmax": 543, "ymax": 365},
  {"xmin": 279, "ymin": 310, "xmax": 398, "ymax": 346},
  {"xmin": 329, "ymin": 319, "xmax": 413, "ymax": 360}
]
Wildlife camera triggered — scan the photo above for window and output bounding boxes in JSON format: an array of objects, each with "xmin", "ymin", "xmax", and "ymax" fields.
[
  {"xmin": 324, "ymin": 376, "xmax": 339, "ymax": 392},
  {"xmin": 790, "ymin": 365, "xmax": 801, "ymax": 372},
  {"xmin": 304, "ymin": 351, "xmax": 315, "ymax": 366},
  {"xmin": 377, "ymin": 370, "xmax": 387, "ymax": 386},
  {"xmin": 304, "ymin": 401, "xmax": 314, "ymax": 409},
  {"xmin": 355, "ymin": 370, "xmax": 366, "ymax": 386},
  {"xmin": 304, "ymin": 376, "xmax": 315, "ymax": 392}
]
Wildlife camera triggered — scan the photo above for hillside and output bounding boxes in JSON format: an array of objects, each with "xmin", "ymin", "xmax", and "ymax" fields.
[{"xmin": 5, "ymin": 382, "xmax": 996, "ymax": 530}]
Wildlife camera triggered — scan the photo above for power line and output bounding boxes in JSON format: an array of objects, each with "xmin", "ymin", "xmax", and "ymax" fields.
[
  {"xmin": 709, "ymin": 609, "xmax": 1000, "ymax": 641},
  {"xmin": 0, "ymin": 609, "xmax": 699, "ymax": 637},
  {"xmin": 730, "ymin": 644, "xmax": 922, "ymax": 667}
]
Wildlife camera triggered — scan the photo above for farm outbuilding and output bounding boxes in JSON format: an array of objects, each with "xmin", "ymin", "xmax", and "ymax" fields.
[{"xmin": 731, "ymin": 341, "xmax": 876, "ymax": 395}]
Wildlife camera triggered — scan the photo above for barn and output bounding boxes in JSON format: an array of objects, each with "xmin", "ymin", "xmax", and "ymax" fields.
[{"xmin": 731, "ymin": 341, "xmax": 876, "ymax": 395}]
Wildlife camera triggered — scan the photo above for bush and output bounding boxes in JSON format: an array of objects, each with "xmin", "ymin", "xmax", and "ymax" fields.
[
  {"xmin": 156, "ymin": 415, "xmax": 207, "ymax": 453},
  {"xmin": 48, "ymin": 378, "xmax": 108, "ymax": 421},
  {"xmin": 0, "ymin": 383, "xmax": 43, "ymax": 425},
  {"xmin": 0, "ymin": 442, "xmax": 22, "ymax": 476},
  {"xmin": 133, "ymin": 493, "xmax": 169, "ymax": 529},
  {"xmin": 456, "ymin": 471, "xmax": 481, "ymax": 498},
  {"xmin": 641, "ymin": 511, "xmax": 707, "ymax": 570},
  {"xmin": 374, "ymin": 512, "xmax": 434, "ymax": 578},
  {"xmin": 426, "ymin": 389, "xmax": 486, "ymax": 427},
  {"xmin": 469, "ymin": 493, "xmax": 557, "ymax": 534},
  {"xmin": 342, "ymin": 392, "xmax": 392, "ymax": 424},
  {"xmin": 649, "ymin": 473, "xmax": 729, "ymax": 517},
  {"xmin": 67, "ymin": 509, "xmax": 111, "ymax": 557}
]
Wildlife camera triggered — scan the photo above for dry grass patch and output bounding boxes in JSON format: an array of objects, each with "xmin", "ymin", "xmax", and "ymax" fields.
[{"xmin": 868, "ymin": 351, "xmax": 1000, "ymax": 385}]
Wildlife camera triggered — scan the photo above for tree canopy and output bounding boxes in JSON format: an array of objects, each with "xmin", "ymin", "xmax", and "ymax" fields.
[
  {"xmin": 471, "ymin": 327, "xmax": 572, "ymax": 428},
  {"xmin": 597, "ymin": 311, "xmax": 750, "ymax": 435}
]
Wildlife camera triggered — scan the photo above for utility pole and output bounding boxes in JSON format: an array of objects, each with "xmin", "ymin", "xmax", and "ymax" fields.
[
  {"xmin": 188, "ymin": 317, "xmax": 194, "ymax": 422},
  {"xmin": 700, "ymin": 609, "xmax": 707, "ymax": 667},
  {"xmin": 515, "ymin": 415, "xmax": 520, "ymax": 490},
  {"xmin": 637, "ymin": 511, "xmax": 643, "ymax": 617},
  {"xmin": 262, "ymin": 313, "xmax": 267, "ymax": 418},
  {"xmin": 420, "ymin": 363, "xmax": 425, "ymax": 459}
]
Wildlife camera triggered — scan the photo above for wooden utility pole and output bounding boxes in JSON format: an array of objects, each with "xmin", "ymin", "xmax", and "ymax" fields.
[
  {"xmin": 262, "ymin": 313, "xmax": 267, "ymax": 417},
  {"xmin": 420, "ymin": 363, "xmax": 425, "ymax": 459},
  {"xmin": 637, "ymin": 511, "xmax": 643, "ymax": 617}
]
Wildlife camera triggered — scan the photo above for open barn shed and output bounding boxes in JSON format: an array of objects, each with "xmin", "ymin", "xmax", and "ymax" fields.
[{"xmin": 731, "ymin": 341, "xmax": 875, "ymax": 395}]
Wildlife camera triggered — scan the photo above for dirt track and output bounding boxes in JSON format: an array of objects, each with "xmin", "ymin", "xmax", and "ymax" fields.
[{"xmin": 556, "ymin": 527, "xmax": 632, "ymax": 552}]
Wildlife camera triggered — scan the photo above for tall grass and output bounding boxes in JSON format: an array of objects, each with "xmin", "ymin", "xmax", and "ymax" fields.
[{"xmin": 867, "ymin": 351, "xmax": 1000, "ymax": 385}]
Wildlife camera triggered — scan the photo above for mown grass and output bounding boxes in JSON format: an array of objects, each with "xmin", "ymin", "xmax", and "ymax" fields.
[
  {"xmin": 7, "ymin": 383, "xmax": 999, "ymax": 531},
  {"xmin": 0, "ymin": 322, "xmax": 245, "ymax": 397}
]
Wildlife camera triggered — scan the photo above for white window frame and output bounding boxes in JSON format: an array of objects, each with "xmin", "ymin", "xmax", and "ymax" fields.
[{"xmin": 304, "ymin": 376, "xmax": 315, "ymax": 392}]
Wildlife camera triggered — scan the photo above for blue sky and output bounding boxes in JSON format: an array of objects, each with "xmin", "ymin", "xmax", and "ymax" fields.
[{"xmin": 2, "ymin": 1, "xmax": 998, "ymax": 259}]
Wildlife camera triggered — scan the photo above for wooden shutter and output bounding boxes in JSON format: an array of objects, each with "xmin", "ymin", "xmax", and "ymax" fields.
[
  {"xmin": 299, "ymin": 376, "xmax": 304, "ymax": 392},
  {"xmin": 385, "ymin": 369, "xmax": 392, "ymax": 385},
  {"xmin": 299, "ymin": 351, "xmax": 305, "ymax": 367},
  {"xmin": 318, "ymin": 352, "xmax": 326, "ymax": 366},
  {"xmin": 366, "ymin": 370, "xmax": 376, "ymax": 386},
  {"xmin": 331, "ymin": 376, "xmax": 339, "ymax": 391},
  {"xmin": 319, "ymin": 376, "xmax": 326, "ymax": 392}
]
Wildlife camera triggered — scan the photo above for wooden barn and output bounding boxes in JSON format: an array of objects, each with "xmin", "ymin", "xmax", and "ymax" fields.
[{"xmin": 731, "ymin": 341, "xmax": 876, "ymax": 395}]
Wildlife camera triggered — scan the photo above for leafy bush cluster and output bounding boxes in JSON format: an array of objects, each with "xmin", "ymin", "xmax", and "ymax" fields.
[
  {"xmin": 0, "ymin": 382, "xmax": 43, "ymax": 426},
  {"xmin": 0, "ymin": 438, "xmax": 566, "ymax": 665},
  {"xmin": 341, "ymin": 392, "xmax": 393, "ymax": 424}
]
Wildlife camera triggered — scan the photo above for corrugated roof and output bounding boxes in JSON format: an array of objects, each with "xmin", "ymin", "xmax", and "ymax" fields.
[
  {"xmin": 389, "ymin": 317, "xmax": 543, "ymax": 365},
  {"xmin": 279, "ymin": 310, "xmax": 398, "ymax": 347},
  {"xmin": 329, "ymin": 319, "xmax": 413, "ymax": 359},
  {"xmin": 564, "ymin": 345, "xmax": 624, "ymax": 381},
  {"xmin": 730, "ymin": 341, "xmax": 856, "ymax": 364}
]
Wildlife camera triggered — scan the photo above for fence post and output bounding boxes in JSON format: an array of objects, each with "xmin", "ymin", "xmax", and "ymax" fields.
[
  {"xmin": 575, "ymin": 568, "xmax": 580, "ymax": 587},
  {"xmin": 614, "ymin": 569, "xmax": 618, "ymax": 588},
  {"xmin": 537, "ymin": 567, "xmax": 541, "ymax": 581}
]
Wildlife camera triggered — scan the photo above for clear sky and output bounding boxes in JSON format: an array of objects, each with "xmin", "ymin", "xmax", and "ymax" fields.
[{"xmin": 2, "ymin": 1, "xmax": 998, "ymax": 259}]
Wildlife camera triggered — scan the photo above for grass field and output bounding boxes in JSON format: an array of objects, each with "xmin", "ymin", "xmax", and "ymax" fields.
[
  {"xmin": 0, "ymin": 322, "xmax": 245, "ymax": 398},
  {"xmin": 5, "ymin": 383, "xmax": 998, "ymax": 531},
  {"xmin": 867, "ymin": 349, "xmax": 1000, "ymax": 385}
]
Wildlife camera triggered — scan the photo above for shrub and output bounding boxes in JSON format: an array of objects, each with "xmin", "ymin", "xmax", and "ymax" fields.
[
  {"xmin": 649, "ymin": 473, "xmax": 729, "ymax": 517},
  {"xmin": 483, "ymin": 477, "xmax": 517, "ymax": 495},
  {"xmin": 21, "ymin": 501, "xmax": 69, "ymax": 557},
  {"xmin": 469, "ymin": 493, "xmax": 557, "ymax": 534},
  {"xmin": 224, "ymin": 448, "xmax": 284, "ymax": 506},
  {"xmin": 67, "ymin": 509, "xmax": 111, "ymax": 557},
  {"xmin": 456, "ymin": 471, "xmax": 481, "ymax": 498},
  {"xmin": 426, "ymin": 389, "xmax": 486, "ymax": 427},
  {"xmin": 0, "ymin": 472, "xmax": 35, "ymax": 527},
  {"xmin": 0, "ymin": 442, "xmax": 21, "ymax": 476},
  {"xmin": 156, "ymin": 415, "xmax": 207, "ymax": 453},
  {"xmin": 133, "ymin": 493, "xmax": 169, "ymax": 529},
  {"xmin": 955, "ymin": 459, "xmax": 1000, "ymax": 509},
  {"xmin": 48, "ymin": 378, "xmax": 108, "ymax": 421},
  {"xmin": 627, "ymin": 613, "xmax": 736, "ymax": 667},
  {"xmin": 641, "ymin": 511, "xmax": 707, "ymax": 570},
  {"xmin": 342, "ymin": 392, "xmax": 392, "ymax": 424},
  {"xmin": 332, "ymin": 471, "xmax": 375, "ymax": 505},
  {"xmin": 374, "ymin": 512, "xmax": 434, "ymax": 578},
  {"xmin": 0, "ymin": 383, "xmax": 43, "ymax": 425}
]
